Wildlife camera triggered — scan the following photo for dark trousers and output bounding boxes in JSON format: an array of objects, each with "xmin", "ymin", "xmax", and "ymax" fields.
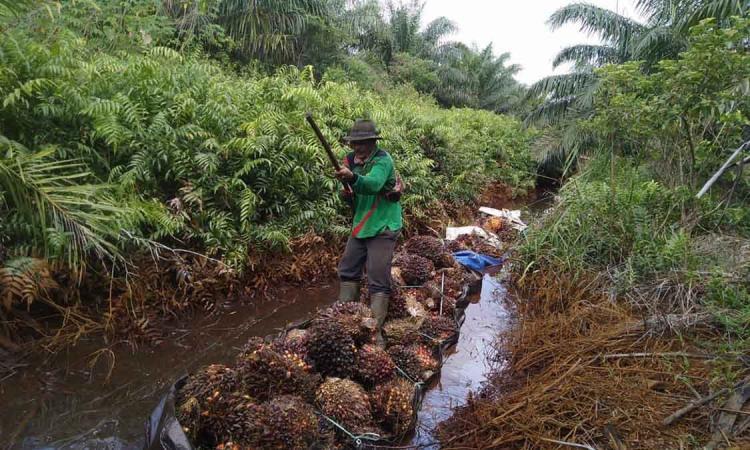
[{"xmin": 338, "ymin": 229, "xmax": 399, "ymax": 295}]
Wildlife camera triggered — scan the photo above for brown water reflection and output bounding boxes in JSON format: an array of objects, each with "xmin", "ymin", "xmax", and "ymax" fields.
[{"xmin": 409, "ymin": 274, "xmax": 509, "ymax": 449}]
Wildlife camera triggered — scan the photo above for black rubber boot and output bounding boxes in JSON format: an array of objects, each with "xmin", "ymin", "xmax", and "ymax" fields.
[
  {"xmin": 337, "ymin": 281, "xmax": 360, "ymax": 303},
  {"xmin": 370, "ymin": 292, "xmax": 389, "ymax": 348}
]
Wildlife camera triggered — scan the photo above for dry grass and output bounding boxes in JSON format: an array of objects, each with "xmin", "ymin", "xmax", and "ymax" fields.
[{"xmin": 438, "ymin": 268, "xmax": 749, "ymax": 449}]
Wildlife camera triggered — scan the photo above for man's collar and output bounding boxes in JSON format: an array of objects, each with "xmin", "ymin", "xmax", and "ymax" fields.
[{"xmin": 354, "ymin": 148, "xmax": 377, "ymax": 165}]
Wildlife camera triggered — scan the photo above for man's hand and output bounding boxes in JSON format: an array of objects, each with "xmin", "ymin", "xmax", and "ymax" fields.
[{"xmin": 335, "ymin": 166, "xmax": 354, "ymax": 181}]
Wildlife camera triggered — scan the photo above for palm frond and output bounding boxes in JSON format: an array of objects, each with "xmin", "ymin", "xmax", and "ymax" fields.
[
  {"xmin": 548, "ymin": 3, "xmax": 646, "ymax": 46},
  {"xmin": 553, "ymin": 44, "xmax": 621, "ymax": 68},
  {"xmin": 634, "ymin": 0, "xmax": 681, "ymax": 23},
  {"xmin": 526, "ymin": 71, "xmax": 598, "ymax": 100},
  {"xmin": 632, "ymin": 24, "xmax": 686, "ymax": 63},
  {"xmin": 0, "ymin": 147, "xmax": 125, "ymax": 274},
  {"xmin": 420, "ymin": 16, "xmax": 457, "ymax": 53},
  {"xmin": 524, "ymin": 96, "xmax": 579, "ymax": 127},
  {"xmin": 678, "ymin": 0, "xmax": 748, "ymax": 32},
  {"xmin": 0, "ymin": 0, "xmax": 37, "ymax": 17},
  {"xmin": 214, "ymin": 0, "xmax": 326, "ymax": 60}
]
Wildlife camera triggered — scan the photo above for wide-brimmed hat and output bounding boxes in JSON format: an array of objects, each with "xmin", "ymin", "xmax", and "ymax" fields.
[{"xmin": 343, "ymin": 119, "xmax": 381, "ymax": 142}]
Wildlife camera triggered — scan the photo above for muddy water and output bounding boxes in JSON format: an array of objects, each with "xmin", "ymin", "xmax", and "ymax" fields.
[
  {"xmin": 410, "ymin": 274, "xmax": 509, "ymax": 448},
  {"xmin": 0, "ymin": 284, "xmax": 338, "ymax": 449}
]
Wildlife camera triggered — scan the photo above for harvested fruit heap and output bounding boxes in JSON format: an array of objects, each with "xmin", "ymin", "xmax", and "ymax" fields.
[
  {"xmin": 404, "ymin": 236, "xmax": 454, "ymax": 268},
  {"xmin": 307, "ymin": 320, "xmax": 357, "ymax": 378},
  {"xmin": 316, "ymin": 377, "xmax": 376, "ymax": 434},
  {"xmin": 173, "ymin": 234, "xmax": 482, "ymax": 448},
  {"xmin": 446, "ymin": 232, "xmax": 504, "ymax": 258},
  {"xmin": 394, "ymin": 253, "xmax": 434, "ymax": 286}
]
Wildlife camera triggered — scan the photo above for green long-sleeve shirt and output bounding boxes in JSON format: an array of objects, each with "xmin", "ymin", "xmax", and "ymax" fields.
[{"xmin": 344, "ymin": 149, "xmax": 403, "ymax": 238}]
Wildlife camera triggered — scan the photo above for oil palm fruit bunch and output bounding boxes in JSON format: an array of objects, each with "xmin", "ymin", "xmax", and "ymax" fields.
[
  {"xmin": 404, "ymin": 235, "xmax": 442, "ymax": 261},
  {"xmin": 217, "ymin": 400, "xmax": 268, "ymax": 446},
  {"xmin": 307, "ymin": 320, "xmax": 357, "ymax": 378},
  {"xmin": 419, "ymin": 315, "xmax": 457, "ymax": 342},
  {"xmin": 272, "ymin": 329, "xmax": 312, "ymax": 368},
  {"xmin": 235, "ymin": 339, "xmax": 321, "ymax": 402},
  {"xmin": 315, "ymin": 378, "xmax": 375, "ymax": 434},
  {"xmin": 424, "ymin": 271, "xmax": 463, "ymax": 300},
  {"xmin": 436, "ymin": 251, "xmax": 458, "ymax": 269},
  {"xmin": 404, "ymin": 236, "xmax": 453, "ymax": 268},
  {"xmin": 383, "ymin": 317, "xmax": 422, "ymax": 347},
  {"xmin": 316, "ymin": 303, "xmax": 377, "ymax": 346},
  {"xmin": 354, "ymin": 344, "xmax": 396, "ymax": 387},
  {"xmin": 447, "ymin": 234, "xmax": 503, "ymax": 258},
  {"xmin": 482, "ymin": 216, "xmax": 508, "ymax": 234},
  {"xmin": 415, "ymin": 285, "xmax": 457, "ymax": 318},
  {"xmin": 387, "ymin": 288, "xmax": 409, "ymax": 320},
  {"xmin": 262, "ymin": 395, "xmax": 319, "ymax": 449},
  {"xmin": 176, "ymin": 364, "xmax": 243, "ymax": 442},
  {"xmin": 396, "ymin": 254, "xmax": 434, "ymax": 286},
  {"xmin": 387, "ymin": 345, "xmax": 423, "ymax": 382},
  {"xmin": 408, "ymin": 344, "xmax": 439, "ymax": 375},
  {"xmin": 371, "ymin": 378, "xmax": 416, "ymax": 436},
  {"xmin": 402, "ymin": 288, "xmax": 431, "ymax": 317}
]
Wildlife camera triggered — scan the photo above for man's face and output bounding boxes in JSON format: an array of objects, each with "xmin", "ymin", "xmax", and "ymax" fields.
[{"xmin": 350, "ymin": 140, "xmax": 376, "ymax": 155}]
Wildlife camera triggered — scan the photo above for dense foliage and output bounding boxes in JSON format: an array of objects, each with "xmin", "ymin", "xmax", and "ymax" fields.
[
  {"xmin": 526, "ymin": 0, "xmax": 749, "ymax": 183},
  {"xmin": 519, "ymin": 17, "xmax": 750, "ymax": 346},
  {"xmin": 0, "ymin": 1, "xmax": 534, "ymax": 315}
]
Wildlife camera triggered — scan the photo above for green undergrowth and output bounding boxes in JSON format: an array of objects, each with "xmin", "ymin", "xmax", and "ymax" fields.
[
  {"xmin": 519, "ymin": 160, "xmax": 750, "ymax": 358},
  {"xmin": 517, "ymin": 18, "xmax": 750, "ymax": 353},
  {"xmin": 0, "ymin": 17, "xmax": 535, "ymax": 274}
]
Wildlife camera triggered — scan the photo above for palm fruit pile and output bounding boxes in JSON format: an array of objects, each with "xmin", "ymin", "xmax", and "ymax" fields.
[
  {"xmin": 354, "ymin": 344, "xmax": 396, "ymax": 387},
  {"xmin": 316, "ymin": 377, "xmax": 375, "ymax": 434},
  {"xmin": 262, "ymin": 395, "xmax": 320, "ymax": 449},
  {"xmin": 394, "ymin": 253, "xmax": 434, "ymax": 286},
  {"xmin": 403, "ymin": 236, "xmax": 448, "ymax": 266},
  {"xmin": 388, "ymin": 344, "xmax": 440, "ymax": 381},
  {"xmin": 409, "ymin": 344, "xmax": 439, "ymax": 374},
  {"xmin": 371, "ymin": 378, "xmax": 416, "ymax": 436},
  {"xmin": 173, "ymin": 233, "xmax": 477, "ymax": 448},
  {"xmin": 387, "ymin": 345, "xmax": 424, "ymax": 381},
  {"xmin": 176, "ymin": 364, "xmax": 245, "ymax": 443},
  {"xmin": 419, "ymin": 314, "xmax": 457, "ymax": 342},
  {"xmin": 446, "ymin": 233, "xmax": 503, "ymax": 258},
  {"xmin": 307, "ymin": 320, "xmax": 357, "ymax": 378},
  {"xmin": 316, "ymin": 302, "xmax": 377, "ymax": 346},
  {"xmin": 235, "ymin": 338, "xmax": 321, "ymax": 403},
  {"xmin": 383, "ymin": 317, "xmax": 422, "ymax": 347}
]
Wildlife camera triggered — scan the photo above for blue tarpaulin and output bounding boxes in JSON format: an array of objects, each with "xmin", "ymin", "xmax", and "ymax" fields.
[{"xmin": 452, "ymin": 251, "xmax": 504, "ymax": 272}]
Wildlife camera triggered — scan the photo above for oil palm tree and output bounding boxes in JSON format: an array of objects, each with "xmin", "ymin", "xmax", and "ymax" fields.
[
  {"xmin": 528, "ymin": 0, "xmax": 748, "ymax": 181},
  {"xmin": 162, "ymin": 0, "xmax": 330, "ymax": 63}
]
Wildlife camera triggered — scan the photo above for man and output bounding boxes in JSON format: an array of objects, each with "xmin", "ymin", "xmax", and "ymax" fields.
[{"xmin": 334, "ymin": 118, "xmax": 402, "ymax": 347}]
